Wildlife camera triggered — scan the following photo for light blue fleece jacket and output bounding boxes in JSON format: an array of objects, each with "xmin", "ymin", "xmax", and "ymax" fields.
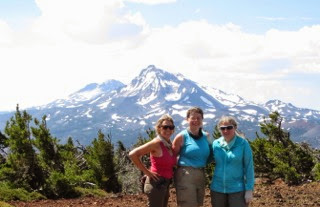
[{"xmin": 210, "ymin": 135, "xmax": 255, "ymax": 193}]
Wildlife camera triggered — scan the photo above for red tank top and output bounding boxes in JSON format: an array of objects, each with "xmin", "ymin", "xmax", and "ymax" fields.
[{"xmin": 150, "ymin": 142, "xmax": 177, "ymax": 179}]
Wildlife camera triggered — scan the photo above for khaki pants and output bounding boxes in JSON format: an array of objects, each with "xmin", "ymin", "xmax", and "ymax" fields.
[
  {"xmin": 144, "ymin": 176, "xmax": 171, "ymax": 207},
  {"xmin": 174, "ymin": 166, "xmax": 205, "ymax": 207},
  {"xmin": 210, "ymin": 190, "xmax": 248, "ymax": 207}
]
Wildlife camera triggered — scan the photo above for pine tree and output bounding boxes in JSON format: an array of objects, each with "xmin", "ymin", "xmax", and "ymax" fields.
[
  {"xmin": 85, "ymin": 130, "xmax": 121, "ymax": 192},
  {"xmin": 251, "ymin": 111, "xmax": 315, "ymax": 184},
  {"xmin": 44, "ymin": 137, "xmax": 84, "ymax": 198},
  {"xmin": 32, "ymin": 115, "xmax": 64, "ymax": 173},
  {"xmin": 1, "ymin": 105, "xmax": 44, "ymax": 190},
  {"xmin": 0, "ymin": 131, "xmax": 8, "ymax": 164}
]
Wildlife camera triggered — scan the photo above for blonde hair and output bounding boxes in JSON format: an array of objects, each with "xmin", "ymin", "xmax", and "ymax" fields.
[
  {"xmin": 218, "ymin": 116, "xmax": 245, "ymax": 137},
  {"xmin": 218, "ymin": 116, "xmax": 238, "ymax": 128},
  {"xmin": 155, "ymin": 114, "xmax": 174, "ymax": 135}
]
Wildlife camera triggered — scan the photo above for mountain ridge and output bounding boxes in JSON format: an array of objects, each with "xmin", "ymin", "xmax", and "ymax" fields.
[{"xmin": 0, "ymin": 65, "xmax": 319, "ymax": 148}]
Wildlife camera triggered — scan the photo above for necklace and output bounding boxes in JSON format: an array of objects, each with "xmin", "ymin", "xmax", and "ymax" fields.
[{"xmin": 157, "ymin": 135, "xmax": 172, "ymax": 149}]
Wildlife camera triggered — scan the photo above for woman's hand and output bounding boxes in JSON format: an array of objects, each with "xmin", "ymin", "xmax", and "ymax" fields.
[
  {"xmin": 245, "ymin": 190, "xmax": 253, "ymax": 204},
  {"xmin": 145, "ymin": 170, "xmax": 160, "ymax": 181}
]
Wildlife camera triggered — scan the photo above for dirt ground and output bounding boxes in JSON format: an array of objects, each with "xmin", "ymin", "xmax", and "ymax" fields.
[{"xmin": 8, "ymin": 179, "xmax": 320, "ymax": 207}]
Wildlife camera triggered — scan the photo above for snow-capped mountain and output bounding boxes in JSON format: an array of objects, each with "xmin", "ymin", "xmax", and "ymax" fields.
[
  {"xmin": 1, "ymin": 65, "xmax": 320, "ymax": 148},
  {"xmin": 43, "ymin": 79, "xmax": 125, "ymax": 108}
]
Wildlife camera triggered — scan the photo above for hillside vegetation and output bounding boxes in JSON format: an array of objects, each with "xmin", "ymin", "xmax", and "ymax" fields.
[{"xmin": 0, "ymin": 106, "xmax": 319, "ymax": 204}]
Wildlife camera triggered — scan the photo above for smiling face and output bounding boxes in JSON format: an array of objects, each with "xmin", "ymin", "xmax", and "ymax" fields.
[
  {"xmin": 159, "ymin": 120, "xmax": 175, "ymax": 140},
  {"xmin": 187, "ymin": 111, "xmax": 203, "ymax": 130},
  {"xmin": 219, "ymin": 121, "xmax": 236, "ymax": 142}
]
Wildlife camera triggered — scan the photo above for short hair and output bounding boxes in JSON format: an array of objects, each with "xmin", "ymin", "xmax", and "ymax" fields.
[
  {"xmin": 155, "ymin": 114, "xmax": 174, "ymax": 135},
  {"xmin": 218, "ymin": 116, "xmax": 238, "ymax": 127},
  {"xmin": 186, "ymin": 107, "xmax": 204, "ymax": 119}
]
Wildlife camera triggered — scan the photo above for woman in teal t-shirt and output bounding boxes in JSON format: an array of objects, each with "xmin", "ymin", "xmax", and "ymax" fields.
[{"xmin": 173, "ymin": 107, "xmax": 210, "ymax": 207}]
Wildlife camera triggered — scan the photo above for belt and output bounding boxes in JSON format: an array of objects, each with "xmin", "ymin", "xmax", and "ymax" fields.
[{"xmin": 178, "ymin": 166, "xmax": 205, "ymax": 171}]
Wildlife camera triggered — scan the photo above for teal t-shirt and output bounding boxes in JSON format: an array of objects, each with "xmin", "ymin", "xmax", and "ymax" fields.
[{"xmin": 177, "ymin": 129, "xmax": 210, "ymax": 168}]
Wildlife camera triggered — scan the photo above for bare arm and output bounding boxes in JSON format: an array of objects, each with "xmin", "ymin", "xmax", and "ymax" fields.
[
  {"xmin": 129, "ymin": 140, "xmax": 160, "ymax": 181},
  {"xmin": 172, "ymin": 134, "xmax": 184, "ymax": 156}
]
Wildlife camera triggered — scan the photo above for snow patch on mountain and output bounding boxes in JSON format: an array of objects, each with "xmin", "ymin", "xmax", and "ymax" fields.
[
  {"xmin": 206, "ymin": 113, "xmax": 216, "ymax": 119},
  {"xmin": 84, "ymin": 109, "xmax": 92, "ymax": 118},
  {"xmin": 172, "ymin": 104, "xmax": 184, "ymax": 109},
  {"xmin": 150, "ymin": 103, "xmax": 160, "ymax": 109},
  {"xmin": 172, "ymin": 109, "xmax": 187, "ymax": 117},
  {"xmin": 199, "ymin": 85, "xmax": 244, "ymax": 107},
  {"xmin": 165, "ymin": 92, "xmax": 182, "ymax": 101},
  {"xmin": 139, "ymin": 120, "xmax": 146, "ymax": 125},
  {"xmin": 112, "ymin": 114, "xmax": 121, "ymax": 121},
  {"xmin": 71, "ymin": 87, "xmax": 103, "ymax": 102},
  {"xmin": 200, "ymin": 96, "xmax": 213, "ymax": 106},
  {"xmin": 243, "ymin": 109, "xmax": 258, "ymax": 115},
  {"xmin": 98, "ymin": 100, "xmax": 111, "ymax": 109},
  {"xmin": 137, "ymin": 92, "xmax": 157, "ymax": 105}
]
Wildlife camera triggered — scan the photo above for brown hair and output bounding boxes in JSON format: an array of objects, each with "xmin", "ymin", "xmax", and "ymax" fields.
[
  {"xmin": 155, "ymin": 114, "xmax": 174, "ymax": 135},
  {"xmin": 186, "ymin": 107, "xmax": 204, "ymax": 119},
  {"xmin": 218, "ymin": 116, "xmax": 238, "ymax": 127}
]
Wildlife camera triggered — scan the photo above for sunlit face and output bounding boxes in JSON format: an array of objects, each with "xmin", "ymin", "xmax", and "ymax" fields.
[
  {"xmin": 219, "ymin": 121, "xmax": 236, "ymax": 141},
  {"xmin": 187, "ymin": 112, "xmax": 203, "ymax": 129},
  {"xmin": 159, "ymin": 120, "xmax": 175, "ymax": 139}
]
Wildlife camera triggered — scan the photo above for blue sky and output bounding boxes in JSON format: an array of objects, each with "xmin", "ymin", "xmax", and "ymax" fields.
[
  {"xmin": 126, "ymin": 0, "xmax": 320, "ymax": 33},
  {"xmin": 0, "ymin": 0, "xmax": 319, "ymax": 111}
]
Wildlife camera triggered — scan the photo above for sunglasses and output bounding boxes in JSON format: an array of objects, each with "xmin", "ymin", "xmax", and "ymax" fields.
[
  {"xmin": 220, "ymin": 125, "xmax": 234, "ymax": 131},
  {"xmin": 161, "ymin": 125, "xmax": 175, "ymax": 130}
]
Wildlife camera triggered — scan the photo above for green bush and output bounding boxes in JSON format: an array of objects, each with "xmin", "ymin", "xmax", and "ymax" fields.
[
  {"xmin": 44, "ymin": 171, "xmax": 80, "ymax": 199},
  {"xmin": 0, "ymin": 201, "xmax": 14, "ymax": 207},
  {"xmin": 75, "ymin": 187, "xmax": 108, "ymax": 197},
  {"xmin": 251, "ymin": 111, "xmax": 316, "ymax": 185},
  {"xmin": 312, "ymin": 163, "xmax": 320, "ymax": 181},
  {"xmin": 0, "ymin": 183, "xmax": 45, "ymax": 202}
]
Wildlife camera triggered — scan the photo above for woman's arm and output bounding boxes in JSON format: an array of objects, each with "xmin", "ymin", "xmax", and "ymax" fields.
[
  {"xmin": 129, "ymin": 140, "xmax": 160, "ymax": 181},
  {"xmin": 172, "ymin": 133, "xmax": 183, "ymax": 155},
  {"xmin": 243, "ymin": 141, "xmax": 255, "ymax": 190}
]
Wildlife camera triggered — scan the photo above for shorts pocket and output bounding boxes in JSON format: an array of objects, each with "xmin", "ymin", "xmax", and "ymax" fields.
[{"xmin": 144, "ymin": 176, "xmax": 169, "ymax": 194}]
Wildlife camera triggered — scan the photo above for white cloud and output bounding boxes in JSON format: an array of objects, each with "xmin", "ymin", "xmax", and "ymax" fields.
[
  {"xmin": 124, "ymin": 0, "xmax": 176, "ymax": 5},
  {"xmin": 0, "ymin": 20, "xmax": 13, "ymax": 44},
  {"xmin": 0, "ymin": 1, "xmax": 320, "ymax": 111},
  {"xmin": 32, "ymin": 0, "xmax": 150, "ymax": 44}
]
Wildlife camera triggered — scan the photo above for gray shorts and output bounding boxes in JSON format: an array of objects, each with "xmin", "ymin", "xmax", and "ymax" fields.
[
  {"xmin": 210, "ymin": 190, "xmax": 248, "ymax": 207},
  {"xmin": 174, "ymin": 166, "xmax": 206, "ymax": 207}
]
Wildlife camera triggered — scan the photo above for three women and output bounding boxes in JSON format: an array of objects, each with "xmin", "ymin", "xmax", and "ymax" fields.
[{"xmin": 130, "ymin": 111, "xmax": 255, "ymax": 207}]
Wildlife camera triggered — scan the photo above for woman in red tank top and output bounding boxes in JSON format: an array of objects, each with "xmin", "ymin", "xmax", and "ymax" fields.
[{"xmin": 129, "ymin": 114, "xmax": 177, "ymax": 207}]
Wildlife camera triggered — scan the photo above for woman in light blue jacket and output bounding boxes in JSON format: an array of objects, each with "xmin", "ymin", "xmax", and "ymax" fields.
[{"xmin": 210, "ymin": 116, "xmax": 254, "ymax": 207}]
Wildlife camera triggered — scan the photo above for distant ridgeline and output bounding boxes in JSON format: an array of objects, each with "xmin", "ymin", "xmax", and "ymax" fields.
[
  {"xmin": 0, "ymin": 107, "xmax": 319, "ymax": 201},
  {"xmin": 0, "ymin": 65, "xmax": 319, "ymax": 148}
]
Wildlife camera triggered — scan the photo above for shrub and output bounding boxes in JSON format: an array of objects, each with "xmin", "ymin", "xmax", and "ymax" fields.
[
  {"xmin": 44, "ymin": 171, "xmax": 80, "ymax": 199},
  {"xmin": 252, "ymin": 111, "xmax": 316, "ymax": 184},
  {"xmin": 0, "ymin": 182, "xmax": 45, "ymax": 202},
  {"xmin": 0, "ymin": 201, "xmax": 14, "ymax": 207},
  {"xmin": 312, "ymin": 163, "xmax": 320, "ymax": 181},
  {"xmin": 75, "ymin": 187, "xmax": 108, "ymax": 197}
]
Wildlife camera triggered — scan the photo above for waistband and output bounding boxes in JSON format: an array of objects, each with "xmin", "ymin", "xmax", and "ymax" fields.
[{"xmin": 177, "ymin": 166, "xmax": 205, "ymax": 171}]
